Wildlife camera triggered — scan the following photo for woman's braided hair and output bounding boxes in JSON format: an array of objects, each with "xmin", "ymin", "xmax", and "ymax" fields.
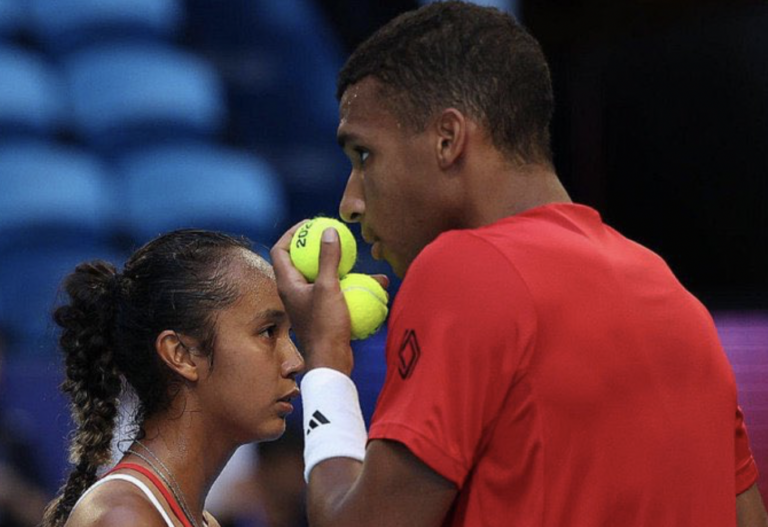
[{"xmin": 42, "ymin": 229, "xmax": 251, "ymax": 526}]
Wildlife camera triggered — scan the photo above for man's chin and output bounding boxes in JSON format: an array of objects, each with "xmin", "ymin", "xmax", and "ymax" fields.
[{"xmin": 389, "ymin": 256, "xmax": 408, "ymax": 279}]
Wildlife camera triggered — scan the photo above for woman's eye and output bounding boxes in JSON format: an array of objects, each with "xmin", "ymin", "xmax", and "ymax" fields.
[{"xmin": 259, "ymin": 325, "xmax": 277, "ymax": 339}]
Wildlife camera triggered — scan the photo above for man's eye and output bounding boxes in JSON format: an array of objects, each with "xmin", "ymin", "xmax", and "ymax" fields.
[{"xmin": 356, "ymin": 148, "xmax": 369, "ymax": 164}]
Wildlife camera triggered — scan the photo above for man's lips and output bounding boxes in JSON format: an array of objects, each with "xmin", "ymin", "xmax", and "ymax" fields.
[
  {"xmin": 278, "ymin": 387, "xmax": 300, "ymax": 403},
  {"xmin": 371, "ymin": 241, "xmax": 383, "ymax": 261},
  {"xmin": 362, "ymin": 228, "xmax": 383, "ymax": 260}
]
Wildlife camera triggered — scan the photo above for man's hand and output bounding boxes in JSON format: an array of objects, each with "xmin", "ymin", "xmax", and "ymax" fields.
[{"xmin": 271, "ymin": 221, "xmax": 355, "ymax": 374}]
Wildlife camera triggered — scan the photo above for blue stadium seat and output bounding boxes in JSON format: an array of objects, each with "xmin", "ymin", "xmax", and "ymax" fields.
[
  {"xmin": 187, "ymin": 0, "xmax": 342, "ymax": 147},
  {"xmin": 0, "ymin": 246, "xmax": 124, "ymax": 490},
  {"xmin": 117, "ymin": 144, "xmax": 288, "ymax": 247},
  {"xmin": 0, "ymin": 354, "xmax": 70, "ymax": 493},
  {"xmin": 27, "ymin": 0, "xmax": 184, "ymax": 54},
  {"xmin": 0, "ymin": 0, "xmax": 26, "ymax": 40},
  {"xmin": 0, "ymin": 243, "xmax": 125, "ymax": 355},
  {"xmin": 0, "ymin": 46, "xmax": 63, "ymax": 140},
  {"xmin": 63, "ymin": 43, "xmax": 226, "ymax": 153},
  {"xmin": 0, "ymin": 143, "xmax": 114, "ymax": 250}
]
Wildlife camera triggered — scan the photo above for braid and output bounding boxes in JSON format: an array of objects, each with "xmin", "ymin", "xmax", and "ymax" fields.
[{"xmin": 42, "ymin": 262, "xmax": 122, "ymax": 527}]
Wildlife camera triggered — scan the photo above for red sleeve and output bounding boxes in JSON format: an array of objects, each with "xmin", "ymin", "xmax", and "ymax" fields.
[
  {"xmin": 734, "ymin": 405, "xmax": 759, "ymax": 494},
  {"xmin": 368, "ymin": 231, "xmax": 537, "ymax": 488}
]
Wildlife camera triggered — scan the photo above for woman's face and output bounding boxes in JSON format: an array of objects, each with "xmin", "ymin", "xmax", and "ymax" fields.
[{"xmin": 198, "ymin": 250, "xmax": 304, "ymax": 444}]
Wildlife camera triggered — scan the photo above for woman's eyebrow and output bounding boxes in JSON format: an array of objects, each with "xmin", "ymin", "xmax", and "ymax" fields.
[{"xmin": 251, "ymin": 308, "xmax": 287, "ymax": 325}]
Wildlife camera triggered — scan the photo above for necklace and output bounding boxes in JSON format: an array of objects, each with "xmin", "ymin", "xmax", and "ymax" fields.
[
  {"xmin": 126, "ymin": 441, "xmax": 205, "ymax": 527},
  {"xmin": 126, "ymin": 449, "xmax": 195, "ymax": 522},
  {"xmin": 125, "ymin": 448, "xmax": 199, "ymax": 527}
]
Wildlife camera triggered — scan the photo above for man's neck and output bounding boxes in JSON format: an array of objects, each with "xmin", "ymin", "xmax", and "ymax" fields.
[{"xmin": 460, "ymin": 162, "xmax": 572, "ymax": 229}]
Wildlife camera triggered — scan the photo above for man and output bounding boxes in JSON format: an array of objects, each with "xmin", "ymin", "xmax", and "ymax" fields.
[{"xmin": 270, "ymin": 2, "xmax": 768, "ymax": 525}]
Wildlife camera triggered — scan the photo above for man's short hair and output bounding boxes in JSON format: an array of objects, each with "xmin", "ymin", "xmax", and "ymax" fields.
[{"xmin": 337, "ymin": 1, "xmax": 554, "ymax": 165}]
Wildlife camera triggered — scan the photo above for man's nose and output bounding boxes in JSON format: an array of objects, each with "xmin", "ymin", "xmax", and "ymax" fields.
[{"xmin": 339, "ymin": 171, "xmax": 365, "ymax": 223}]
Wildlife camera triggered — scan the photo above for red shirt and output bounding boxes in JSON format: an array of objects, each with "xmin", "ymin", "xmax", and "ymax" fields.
[{"xmin": 368, "ymin": 203, "xmax": 758, "ymax": 526}]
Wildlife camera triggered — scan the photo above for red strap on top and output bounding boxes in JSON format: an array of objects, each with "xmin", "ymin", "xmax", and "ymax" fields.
[{"xmin": 104, "ymin": 462, "xmax": 194, "ymax": 527}]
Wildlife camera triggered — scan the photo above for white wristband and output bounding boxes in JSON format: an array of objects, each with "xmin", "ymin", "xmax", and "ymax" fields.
[{"xmin": 301, "ymin": 367, "xmax": 367, "ymax": 482}]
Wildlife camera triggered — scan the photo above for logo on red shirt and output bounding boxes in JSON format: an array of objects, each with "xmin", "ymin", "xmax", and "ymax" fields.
[{"xmin": 398, "ymin": 329, "xmax": 421, "ymax": 379}]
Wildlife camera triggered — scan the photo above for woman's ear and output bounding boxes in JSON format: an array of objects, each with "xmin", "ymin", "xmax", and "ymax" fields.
[{"xmin": 155, "ymin": 330, "xmax": 202, "ymax": 382}]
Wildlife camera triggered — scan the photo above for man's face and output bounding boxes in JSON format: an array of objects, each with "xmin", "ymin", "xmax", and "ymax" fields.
[{"xmin": 337, "ymin": 78, "xmax": 457, "ymax": 278}]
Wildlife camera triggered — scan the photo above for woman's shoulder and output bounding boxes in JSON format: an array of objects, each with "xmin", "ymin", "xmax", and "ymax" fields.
[{"xmin": 65, "ymin": 477, "xmax": 169, "ymax": 527}]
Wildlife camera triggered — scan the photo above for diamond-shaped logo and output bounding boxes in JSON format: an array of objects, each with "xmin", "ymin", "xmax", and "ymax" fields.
[{"xmin": 398, "ymin": 329, "xmax": 421, "ymax": 380}]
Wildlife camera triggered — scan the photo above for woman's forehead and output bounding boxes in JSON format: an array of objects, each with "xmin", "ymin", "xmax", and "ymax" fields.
[
  {"xmin": 234, "ymin": 248, "xmax": 275, "ymax": 280},
  {"xmin": 218, "ymin": 257, "xmax": 282, "ymax": 325}
]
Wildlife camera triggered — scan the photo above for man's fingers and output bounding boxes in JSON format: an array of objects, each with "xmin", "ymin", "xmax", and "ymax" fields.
[
  {"xmin": 271, "ymin": 241, "xmax": 308, "ymax": 287},
  {"xmin": 371, "ymin": 274, "xmax": 390, "ymax": 290},
  {"xmin": 272, "ymin": 219, "xmax": 309, "ymax": 255},
  {"xmin": 271, "ymin": 220, "xmax": 311, "ymax": 287},
  {"xmin": 316, "ymin": 227, "xmax": 342, "ymax": 285}
]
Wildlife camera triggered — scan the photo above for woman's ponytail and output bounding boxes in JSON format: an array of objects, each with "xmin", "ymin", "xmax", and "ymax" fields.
[{"xmin": 42, "ymin": 261, "xmax": 122, "ymax": 527}]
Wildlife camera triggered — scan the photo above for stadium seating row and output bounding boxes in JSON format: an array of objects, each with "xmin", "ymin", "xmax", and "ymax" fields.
[
  {"xmin": 0, "ymin": 0, "xmax": 350, "ymax": 215},
  {"xmin": 0, "ymin": 0, "xmax": 183, "ymax": 48},
  {"xmin": 0, "ymin": 42, "xmax": 224, "ymax": 151}
]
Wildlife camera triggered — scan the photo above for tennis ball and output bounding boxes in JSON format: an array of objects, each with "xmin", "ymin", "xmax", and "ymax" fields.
[
  {"xmin": 340, "ymin": 273, "xmax": 389, "ymax": 340},
  {"xmin": 290, "ymin": 217, "xmax": 357, "ymax": 282}
]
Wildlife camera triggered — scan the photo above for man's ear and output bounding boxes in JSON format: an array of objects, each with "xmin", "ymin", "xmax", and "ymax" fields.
[
  {"xmin": 155, "ymin": 330, "xmax": 202, "ymax": 382},
  {"xmin": 434, "ymin": 108, "xmax": 468, "ymax": 169}
]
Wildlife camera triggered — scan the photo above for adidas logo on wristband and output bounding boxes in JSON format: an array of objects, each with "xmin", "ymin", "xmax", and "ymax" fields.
[{"xmin": 306, "ymin": 410, "xmax": 330, "ymax": 435}]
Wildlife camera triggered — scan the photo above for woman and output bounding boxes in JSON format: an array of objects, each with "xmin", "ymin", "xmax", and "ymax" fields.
[{"xmin": 42, "ymin": 230, "xmax": 304, "ymax": 527}]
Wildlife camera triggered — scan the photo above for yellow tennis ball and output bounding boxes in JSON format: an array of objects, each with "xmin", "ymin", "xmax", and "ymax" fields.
[
  {"xmin": 290, "ymin": 217, "xmax": 357, "ymax": 282},
  {"xmin": 340, "ymin": 273, "xmax": 389, "ymax": 340}
]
